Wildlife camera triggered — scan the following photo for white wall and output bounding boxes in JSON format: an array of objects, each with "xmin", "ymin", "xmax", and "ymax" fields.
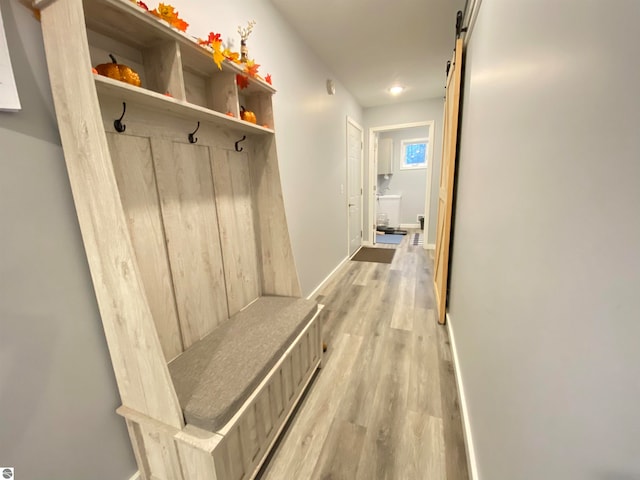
[
  {"xmin": 378, "ymin": 126, "xmax": 429, "ymax": 225},
  {"xmin": 0, "ymin": 0, "xmax": 361, "ymax": 478},
  {"xmin": 363, "ymin": 98, "xmax": 444, "ymax": 243},
  {"xmin": 448, "ymin": 1, "xmax": 640, "ymax": 479}
]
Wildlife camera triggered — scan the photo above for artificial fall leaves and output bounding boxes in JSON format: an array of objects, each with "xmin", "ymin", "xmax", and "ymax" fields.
[
  {"xmin": 129, "ymin": 1, "xmax": 189, "ymax": 31},
  {"xmin": 236, "ymin": 61, "xmax": 273, "ymax": 91},
  {"xmin": 245, "ymin": 60, "xmax": 260, "ymax": 78},
  {"xmin": 151, "ymin": 4, "xmax": 189, "ymax": 31},
  {"xmin": 199, "ymin": 33, "xmax": 225, "ymax": 69},
  {"xmin": 127, "ymin": 1, "xmax": 273, "ymax": 86},
  {"xmin": 236, "ymin": 75, "xmax": 250, "ymax": 90},
  {"xmin": 223, "ymin": 49, "xmax": 241, "ymax": 64}
]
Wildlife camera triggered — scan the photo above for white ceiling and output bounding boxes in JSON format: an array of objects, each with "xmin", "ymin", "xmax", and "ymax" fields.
[{"xmin": 269, "ymin": 0, "xmax": 467, "ymax": 108}]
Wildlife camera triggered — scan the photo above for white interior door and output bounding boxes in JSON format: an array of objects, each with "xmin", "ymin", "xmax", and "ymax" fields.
[{"xmin": 347, "ymin": 118, "xmax": 363, "ymax": 255}]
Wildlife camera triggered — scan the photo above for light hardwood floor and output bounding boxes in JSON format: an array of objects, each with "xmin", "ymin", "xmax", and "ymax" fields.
[{"xmin": 257, "ymin": 232, "xmax": 469, "ymax": 480}]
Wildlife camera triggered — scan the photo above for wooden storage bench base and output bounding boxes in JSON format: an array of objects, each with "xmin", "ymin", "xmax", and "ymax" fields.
[{"xmin": 118, "ymin": 305, "xmax": 322, "ymax": 480}]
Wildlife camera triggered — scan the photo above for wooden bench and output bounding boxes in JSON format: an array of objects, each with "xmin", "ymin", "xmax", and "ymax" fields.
[
  {"xmin": 170, "ymin": 296, "xmax": 319, "ymax": 433},
  {"xmin": 119, "ymin": 296, "xmax": 322, "ymax": 480}
]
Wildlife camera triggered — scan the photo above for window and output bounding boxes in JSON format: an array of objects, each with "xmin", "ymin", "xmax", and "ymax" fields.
[{"xmin": 401, "ymin": 138, "xmax": 428, "ymax": 170}]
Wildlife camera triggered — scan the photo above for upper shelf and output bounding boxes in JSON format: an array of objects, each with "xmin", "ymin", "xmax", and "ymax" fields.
[
  {"xmin": 95, "ymin": 75, "xmax": 274, "ymax": 135},
  {"xmin": 82, "ymin": 0, "xmax": 276, "ymax": 95}
]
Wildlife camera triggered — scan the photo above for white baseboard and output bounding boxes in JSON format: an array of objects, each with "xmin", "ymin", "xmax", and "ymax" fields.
[
  {"xmin": 306, "ymin": 255, "xmax": 350, "ymax": 300},
  {"xmin": 426, "ymin": 243, "xmax": 435, "ymax": 250},
  {"xmin": 446, "ymin": 313, "xmax": 479, "ymax": 480},
  {"xmin": 128, "ymin": 472, "xmax": 140, "ymax": 480},
  {"xmin": 400, "ymin": 223, "xmax": 420, "ymax": 229}
]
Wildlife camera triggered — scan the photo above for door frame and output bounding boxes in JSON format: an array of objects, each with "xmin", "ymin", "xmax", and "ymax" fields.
[
  {"xmin": 346, "ymin": 116, "xmax": 364, "ymax": 256},
  {"xmin": 367, "ymin": 120, "xmax": 435, "ymax": 248}
]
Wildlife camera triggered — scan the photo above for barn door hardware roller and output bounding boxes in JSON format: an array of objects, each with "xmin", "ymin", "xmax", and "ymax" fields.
[{"xmin": 456, "ymin": 10, "xmax": 468, "ymax": 38}]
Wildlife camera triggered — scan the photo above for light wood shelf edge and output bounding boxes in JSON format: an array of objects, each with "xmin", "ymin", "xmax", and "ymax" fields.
[{"xmin": 95, "ymin": 75, "xmax": 275, "ymax": 135}]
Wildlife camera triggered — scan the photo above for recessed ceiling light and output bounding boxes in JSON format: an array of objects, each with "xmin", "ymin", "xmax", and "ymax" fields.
[{"xmin": 389, "ymin": 85, "xmax": 404, "ymax": 95}]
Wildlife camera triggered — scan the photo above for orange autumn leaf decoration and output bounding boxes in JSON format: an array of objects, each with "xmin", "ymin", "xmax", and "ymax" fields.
[
  {"xmin": 223, "ymin": 48, "xmax": 241, "ymax": 64},
  {"xmin": 236, "ymin": 74, "xmax": 250, "ymax": 90},
  {"xmin": 151, "ymin": 3, "xmax": 189, "ymax": 32},
  {"xmin": 172, "ymin": 17, "xmax": 188, "ymax": 32},
  {"xmin": 265, "ymin": 74, "xmax": 272, "ymax": 85},
  {"xmin": 119, "ymin": 3, "xmax": 272, "ymax": 82},
  {"xmin": 244, "ymin": 60, "xmax": 260, "ymax": 78},
  {"xmin": 198, "ymin": 32, "xmax": 222, "ymax": 46},
  {"xmin": 212, "ymin": 48, "xmax": 225, "ymax": 70},
  {"xmin": 198, "ymin": 32, "xmax": 224, "ymax": 70}
]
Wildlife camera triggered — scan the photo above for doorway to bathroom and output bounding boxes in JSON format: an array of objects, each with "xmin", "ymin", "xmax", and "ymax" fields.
[{"xmin": 367, "ymin": 121, "xmax": 435, "ymax": 248}]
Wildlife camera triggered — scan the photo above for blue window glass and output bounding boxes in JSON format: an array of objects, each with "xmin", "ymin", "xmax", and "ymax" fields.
[
  {"xmin": 401, "ymin": 140, "xmax": 428, "ymax": 169},
  {"xmin": 405, "ymin": 143, "xmax": 426, "ymax": 165}
]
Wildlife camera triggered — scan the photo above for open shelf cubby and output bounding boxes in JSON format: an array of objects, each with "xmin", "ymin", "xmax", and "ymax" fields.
[{"xmin": 83, "ymin": 0, "xmax": 275, "ymax": 128}]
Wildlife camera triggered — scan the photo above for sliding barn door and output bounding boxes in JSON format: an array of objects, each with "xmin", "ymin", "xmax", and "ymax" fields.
[{"xmin": 434, "ymin": 38, "xmax": 464, "ymax": 325}]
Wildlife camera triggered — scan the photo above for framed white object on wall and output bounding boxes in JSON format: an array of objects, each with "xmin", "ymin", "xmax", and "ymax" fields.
[{"xmin": 0, "ymin": 5, "xmax": 21, "ymax": 112}]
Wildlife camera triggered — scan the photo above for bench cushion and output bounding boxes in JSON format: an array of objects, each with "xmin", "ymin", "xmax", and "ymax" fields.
[{"xmin": 168, "ymin": 296, "xmax": 318, "ymax": 432}]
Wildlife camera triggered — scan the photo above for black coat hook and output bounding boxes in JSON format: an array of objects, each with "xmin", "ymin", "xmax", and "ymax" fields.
[
  {"xmin": 188, "ymin": 121, "xmax": 200, "ymax": 144},
  {"xmin": 235, "ymin": 135, "xmax": 247, "ymax": 152},
  {"xmin": 114, "ymin": 102, "xmax": 126, "ymax": 133}
]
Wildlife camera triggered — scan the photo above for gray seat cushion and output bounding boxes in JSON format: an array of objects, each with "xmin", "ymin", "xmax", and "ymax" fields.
[{"xmin": 169, "ymin": 296, "xmax": 318, "ymax": 432}]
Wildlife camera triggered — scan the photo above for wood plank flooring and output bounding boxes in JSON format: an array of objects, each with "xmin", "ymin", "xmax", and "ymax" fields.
[{"xmin": 257, "ymin": 232, "xmax": 469, "ymax": 480}]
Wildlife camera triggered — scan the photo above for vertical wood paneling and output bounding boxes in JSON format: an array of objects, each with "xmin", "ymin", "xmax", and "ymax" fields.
[
  {"xmin": 291, "ymin": 346, "xmax": 302, "ymax": 388},
  {"xmin": 282, "ymin": 356, "xmax": 294, "ymax": 403},
  {"xmin": 250, "ymin": 137, "xmax": 301, "ymax": 296},
  {"xmin": 210, "ymin": 148, "xmax": 261, "ymax": 315},
  {"xmin": 256, "ymin": 390, "xmax": 273, "ymax": 442},
  {"xmin": 301, "ymin": 332, "xmax": 310, "ymax": 373},
  {"xmin": 141, "ymin": 425, "xmax": 184, "ymax": 480},
  {"xmin": 176, "ymin": 440, "xmax": 219, "ymax": 480},
  {"xmin": 226, "ymin": 426, "xmax": 245, "ymax": 480},
  {"xmin": 271, "ymin": 372, "xmax": 285, "ymax": 419},
  {"xmin": 216, "ymin": 438, "xmax": 233, "ymax": 480},
  {"xmin": 152, "ymin": 139, "xmax": 229, "ymax": 347},
  {"xmin": 311, "ymin": 322, "xmax": 320, "ymax": 363},
  {"xmin": 108, "ymin": 133, "xmax": 183, "ymax": 361},
  {"xmin": 125, "ymin": 420, "xmax": 151, "ymax": 479},
  {"xmin": 239, "ymin": 405, "xmax": 260, "ymax": 465}
]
